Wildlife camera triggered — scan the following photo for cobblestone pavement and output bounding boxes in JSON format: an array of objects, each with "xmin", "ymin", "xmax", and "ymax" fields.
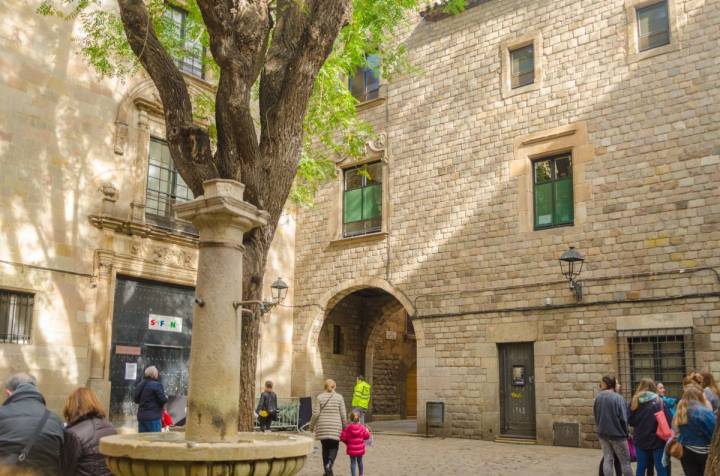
[{"xmin": 297, "ymin": 434, "xmax": 685, "ymax": 476}]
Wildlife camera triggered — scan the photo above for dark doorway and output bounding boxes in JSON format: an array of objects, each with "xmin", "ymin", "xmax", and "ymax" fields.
[
  {"xmin": 499, "ymin": 342, "xmax": 536, "ymax": 438},
  {"xmin": 109, "ymin": 277, "xmax": 194, "ymax": 425}
]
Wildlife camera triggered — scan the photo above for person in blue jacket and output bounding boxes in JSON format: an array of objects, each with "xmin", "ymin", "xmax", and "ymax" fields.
[
  {"xmin": 133, "ymin": 366, "xmax": 168, "ymax": 433},
  {"xmin": 673, "ymin": 385, "xmax": 717, "ymax": 476},
  {"xmin": 628, "ymin": 378, "xmax": 673, "ymax": 476},
  {"xmin": 657, "ymin": 383, "xmax": 678, "ymax": 417}
]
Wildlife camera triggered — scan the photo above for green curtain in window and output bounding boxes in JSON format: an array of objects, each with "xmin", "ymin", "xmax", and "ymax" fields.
[
  {"xmin": 362, "ymin": 184, "xmax": 382, "ymax": 219},
  {"xmin": 534, "ymin": 182, "xmax": 553, "ymax": 227},
  {"xmin": 344, "ymin": 189, "xmax": 363, "ymax": 223},
  {"xmin": 554, "ymin": 179, "xmax": 573, "ymax": 224}
]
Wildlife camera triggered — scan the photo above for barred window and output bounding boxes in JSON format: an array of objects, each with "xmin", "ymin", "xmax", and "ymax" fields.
[
  {"xmin": 0, "ymin": 290, "xmax": 34, "ymax": 344},
  {"xmin": 617, "ymin": 328, "xmax": 695, "ymax": 400}
]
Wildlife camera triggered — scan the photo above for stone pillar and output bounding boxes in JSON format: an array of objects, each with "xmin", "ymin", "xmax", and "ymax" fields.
[{"xmin": 175, "ymin": 179, "xmax": 269, "ymax": 443}]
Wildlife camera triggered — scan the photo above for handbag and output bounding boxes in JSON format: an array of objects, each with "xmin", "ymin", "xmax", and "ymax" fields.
[
  {"xmin": 627, "ymin": 437, "xmax": 637, "ymax": 462},
  {"xmin": 667, "ymin": 438, "xmax": 684, "ymax": 459},
  {"xmin": 654, "ymin": 400, "xmax": 673, "ymax": 441},
  {"xmin": 0, "ymin": 409, "xmax": 50, "ymax": 465}
]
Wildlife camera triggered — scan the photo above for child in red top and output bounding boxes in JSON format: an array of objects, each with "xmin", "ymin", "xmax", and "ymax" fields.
[{"xmin": 340, "ymin": 411, "xmax": 371, "ymax": 476}]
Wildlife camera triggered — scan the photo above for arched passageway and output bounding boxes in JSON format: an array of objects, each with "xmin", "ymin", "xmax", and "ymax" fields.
[{"xmin": 316, "ymin": 287, "xmax": 417, "ymax": 420}]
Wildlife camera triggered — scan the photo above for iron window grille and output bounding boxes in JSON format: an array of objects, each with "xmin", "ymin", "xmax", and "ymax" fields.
[
  {"xmin": 636, "ymin": 1, "xmax": 670, "ymax": 52},
  {"xmin": 348, "ymin": 54, "xmax": 381, "ymax": 103},
  {"xmin": 510, "ymin": 43, "xmax": 534, "ymax": 89},
  {"xmin": 164, "ymin": 5, "xmax": 205, "ymax": 78},
  {"xmin": 145, "ymin": 138, "xmax": 196, "ymax": 233},
  {"xmin": 532, "ymin": 153, "xmax": 573, "ymax": 229},
  {"xmin": 0, "ymin": 290, "xmax": 34, "ymax": 344},
  {"xmin": 342, "ymin": 162, "xmax": 383, "ymax": 237},
  {"xmin": 617, "ymin": 328, "xmax": 695, "ymax": 400}
]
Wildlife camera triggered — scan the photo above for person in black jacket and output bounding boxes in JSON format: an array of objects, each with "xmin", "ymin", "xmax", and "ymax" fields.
[
  {"xmin": 61, "ymin": 387, "xmax": 117, "ymax": 476},
  {"xmin": 133, "ymin": 366, "xmax": 168, "ymax": 433},
  {"xmin": 0, "ymin": 373, "xmax": 64, "ymax": 476},
  {"xmin": 256, "ymin": 380, "xmax": 278, "ymax": 432},
  {"xmin": 629, "ymin": 378, "xmax": 672, "ymax": 476}
]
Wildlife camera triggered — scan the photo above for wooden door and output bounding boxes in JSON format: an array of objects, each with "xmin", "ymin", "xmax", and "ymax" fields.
[
  {"xmin": 406, "ymin": 364, "xmax": 417, "ymax": 418},
  {"xmin": 499, "ymin": 342, "xmax": 536, "ymax": 438}
]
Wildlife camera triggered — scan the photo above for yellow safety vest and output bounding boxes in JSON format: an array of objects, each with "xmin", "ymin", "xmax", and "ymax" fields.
[{"xmin": 352, "ymin": 380, "xmax": 371, "ymax": 409}]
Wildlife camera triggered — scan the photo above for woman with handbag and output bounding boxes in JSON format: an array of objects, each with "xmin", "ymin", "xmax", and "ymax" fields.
[
  {"xmin": 312, "ymin": 379, "xmax": 347, "ymax": 476},
  {"xmin": 671, "ymin": 385, "xmax": 717, "ymax": 476},
  {"xmin": 628, "ymin": 378, "xmax": 673, "ymax": 476}
]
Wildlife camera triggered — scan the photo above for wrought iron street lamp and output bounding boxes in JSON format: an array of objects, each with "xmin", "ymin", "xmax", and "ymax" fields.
[
  {"xmin": 559, "ymin": 246, "xmax": 584, "ymax": 301},
  {"xmin": 233, "ymin": 277, "xmax": 289, "ymax": 317}
]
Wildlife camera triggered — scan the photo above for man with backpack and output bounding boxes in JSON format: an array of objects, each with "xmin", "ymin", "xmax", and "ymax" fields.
[{"xmin": 0, "ymin": 373, "xmax": 64, "ymax": 475}]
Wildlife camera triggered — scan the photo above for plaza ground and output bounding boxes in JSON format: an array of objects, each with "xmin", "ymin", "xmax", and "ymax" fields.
[{"xmin": 297, "ymin": 433, "xmax": 686, "ymax": 476}]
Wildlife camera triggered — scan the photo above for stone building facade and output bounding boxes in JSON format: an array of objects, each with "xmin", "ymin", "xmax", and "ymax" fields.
[
  {"xmin": 0, "ymin": 0, "xmax": 296, "ymax": 422},
  {"xmin": 290, "ymin": 0, "xmax": 720, "ymax": 447}
]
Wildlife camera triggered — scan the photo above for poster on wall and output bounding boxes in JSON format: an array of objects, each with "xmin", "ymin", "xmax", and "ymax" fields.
[
  {"xmin": 124, "ymin": 363, "xmax": 137, "ymax": 381},
  {"xmin": 148, "ymin": 314, "xmax": 183, "ymax": 333},
  {"xmin": 512, "ymin": 365, "xmax": 526, "ymax": 386}
]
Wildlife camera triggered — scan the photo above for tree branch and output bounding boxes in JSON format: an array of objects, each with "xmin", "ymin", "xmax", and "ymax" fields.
[{"xmin": 117, "ymin": 0, "xmax": 218, "ymax": 195}]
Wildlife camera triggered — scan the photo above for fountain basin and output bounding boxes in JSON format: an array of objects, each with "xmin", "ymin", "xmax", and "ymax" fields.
[{"xmin": 100, "ymin": 431, "xmax": 313, "ymax": 476}]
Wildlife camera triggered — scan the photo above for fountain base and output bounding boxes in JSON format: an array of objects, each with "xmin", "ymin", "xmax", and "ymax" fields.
[{"xmin": 100, "ymin": 431, "xmax": 313, "ymax": 476}]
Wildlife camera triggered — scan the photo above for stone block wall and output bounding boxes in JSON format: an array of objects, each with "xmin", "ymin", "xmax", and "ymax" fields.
[{"xmin": 292, "ymin": 0, "xmax": 720, "ymax": 446}]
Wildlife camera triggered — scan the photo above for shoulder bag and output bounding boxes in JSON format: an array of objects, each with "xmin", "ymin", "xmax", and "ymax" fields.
[
  {"xmin": 655, "ymin": 399, "xmax": 673, "ymax": 441},
  {"xmin": 1, "ymin": 409, "xmax": 51, "ymax": 465}
]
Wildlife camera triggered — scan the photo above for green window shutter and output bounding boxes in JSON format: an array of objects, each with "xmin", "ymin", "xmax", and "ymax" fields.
[
  {"xmin": 534, "ymin": 182, "xmax": 553, "ymax": 227},
  {"xmin": 362, "ymin": 184, "xmax": 382, "ymax": 220},
  {"xmin": 554, "ymin": 178, "xmax": 573, "ymax": 224},
  {"xmin": 343, "ymin": 189, "xmax": 363, "ymax": 223}
]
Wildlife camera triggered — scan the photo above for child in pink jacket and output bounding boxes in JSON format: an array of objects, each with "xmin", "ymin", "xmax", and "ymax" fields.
[{"xmin": 340, "ymin": 411, "xmax": 371, "ymax": 476}]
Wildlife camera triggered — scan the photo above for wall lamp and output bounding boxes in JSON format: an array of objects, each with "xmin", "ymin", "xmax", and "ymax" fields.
[
  {"xmin": 559, "ymin": 246, "xmax": 584, "ymax": 301},
  {"xmin": 233, "ymin": 277, "xmax": 289, "ymax": 316}
]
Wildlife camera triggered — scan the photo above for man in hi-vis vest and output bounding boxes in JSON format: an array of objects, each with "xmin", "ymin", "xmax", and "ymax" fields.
[{"xmin": 351, "ymin": 375, "xmax": 371, "ymax": 423}]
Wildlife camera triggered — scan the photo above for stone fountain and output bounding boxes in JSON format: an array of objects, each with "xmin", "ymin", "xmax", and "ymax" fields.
[{"xmin": 100, "ymin": 179, "xmax": 313, "ymax": 475}]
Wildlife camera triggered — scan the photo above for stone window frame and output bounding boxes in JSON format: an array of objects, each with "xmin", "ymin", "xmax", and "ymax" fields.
[
  {"xmin": 500, "ymin": 32, "xmax": 543, "ymax": 99},
  {"xmin": 511, "ymin": 123, "xmax": 593, "ymax": 234},
  {"xmin": 329, "ymin": 134, "xmax": 390, "ymax": 245},
  {"xmin": 625, "ymin": 0, "xmax": 681, "ymax": 63}
]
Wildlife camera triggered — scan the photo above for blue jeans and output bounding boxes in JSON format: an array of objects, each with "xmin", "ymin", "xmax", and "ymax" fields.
[
  {"xmin": 636, "ymin": 447, "xmax": 666, "ymax": 476},
  {"xmin": 350, "ymin": 456, "xmax": 364, "ymax": 476},
  {"xmin": 138, "ymin": 419, "xmax": 162, "ymax": 433}
]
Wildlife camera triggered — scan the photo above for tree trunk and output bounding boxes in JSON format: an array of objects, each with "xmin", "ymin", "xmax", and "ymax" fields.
[{"xmin": 706, "ymin": 423, "xmax": 720, "ymax": 475}]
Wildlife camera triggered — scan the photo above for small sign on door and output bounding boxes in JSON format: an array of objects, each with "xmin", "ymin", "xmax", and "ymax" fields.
[
  {"xmin": 148, "ymin": 314, "xmax": 183, "ymax": 333},
  {"xmin": 124, "ymin": 363, "xmax": 137, "ymax": 381},
  {"xmin": 512, "ymin": 365, "xmax": 526, "ymax": 386}
]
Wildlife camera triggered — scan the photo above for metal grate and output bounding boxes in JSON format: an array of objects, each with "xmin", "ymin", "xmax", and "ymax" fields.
[
  {"xmin": 0, "ymin": 290, "xmax": 34, "ymax": 344},
  {"xmin": 617, "ymin": 328, "xmax": 694, "ymax": 400}
]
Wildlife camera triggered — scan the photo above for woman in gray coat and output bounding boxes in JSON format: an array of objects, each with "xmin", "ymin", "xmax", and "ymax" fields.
[{"xmin": 313, "ymin": 379, "xmax": 347, "ymax": 476}]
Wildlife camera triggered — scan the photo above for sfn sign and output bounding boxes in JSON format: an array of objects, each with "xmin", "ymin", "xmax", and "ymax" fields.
[{"xmin": 148, "ymin": 314, "xmax": 183, "ymax": 333}]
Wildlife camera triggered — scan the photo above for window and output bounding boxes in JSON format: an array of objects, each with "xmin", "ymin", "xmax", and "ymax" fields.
[
  {"xmin": 343, "ymin": 162, "xmax": 383, "ymax": 237},
  {"xmin": 332, "ymin": 325, "xmax": 343, "ymax": 355},
  {"xmin": 533, "ymin": 154, "xmax": 573, "ymax": 229},
  {"xmin": 510, "ymin": 44, "xmax": 534, "ymax": 89},
  {"xmin": 636, "ymin": 1, "xmax": 670, "ymax": 51},
  {"xmin": 617, "ymin": 328, "xmax": 695, "ymax": 400},
  {"xmin": 0, "ymin": 290, "xmax": 33, "ymax": 344},
  {"xmin": 406, "ymin": 313, "xmax": 415, "ymax": 338},
  {"xmin": 146, "ymin": 138, "xmax": 194, "ymax": 220},
  {"xmin": 349, "ymin": 54, "xmax": 380, "ymax": 103},
  {"xmin": 164, "ymin": 5, "xmax": 204, "ymax": 78}
]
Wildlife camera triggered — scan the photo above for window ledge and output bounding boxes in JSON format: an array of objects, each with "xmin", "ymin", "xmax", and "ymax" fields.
[
  {"xmin": 329, "ymin": 231, "xmax": 388, "ymax": 247},
  {"xmin": 356, "ymin": 96, "xmax": 386, "ymax": 112}
]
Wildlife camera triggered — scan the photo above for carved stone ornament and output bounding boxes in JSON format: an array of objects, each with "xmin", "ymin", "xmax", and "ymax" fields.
[
  {"xmin": 99, "ymin": 182, "xmax": 119, "ymax": 202},
  {"xmin": 335, "ymin": 131, "xmax": 388, "ymax": 168}
]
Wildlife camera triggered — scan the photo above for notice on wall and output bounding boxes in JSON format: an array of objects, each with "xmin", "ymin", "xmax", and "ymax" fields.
[
  {"xmin": 124, "ymin": 363, "xmax": 137, "ymax": 381},
  {"xmin": 385, "ymin": 330, "xmax": 397, "ymax": 340},
  {"xmin": 148, "ymin": 314, "xmax": 183, "ymax": 333}
]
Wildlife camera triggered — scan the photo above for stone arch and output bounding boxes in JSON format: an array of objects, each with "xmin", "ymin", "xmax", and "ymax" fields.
[{"xmin": 301, "ymin": 277, "xmax": 415, "ymax": 352}]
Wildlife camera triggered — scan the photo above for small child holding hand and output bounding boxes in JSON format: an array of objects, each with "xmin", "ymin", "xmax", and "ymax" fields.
[{"xmin": 340, "ymin": 411, "xmax": 371, "ymax": 476}]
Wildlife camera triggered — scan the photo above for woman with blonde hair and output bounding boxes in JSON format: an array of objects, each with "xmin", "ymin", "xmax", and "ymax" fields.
[
  {"xmin": 312, "ymin": 379, "xmax": 347, "ymax": 476},
  {"xmin": 61, "ymin": 387, "xmax": 117, "ymax": 476},
  {"xmin": 628, "ymin": 378, "xmax": 672, "ymax": 476},
  {"xmin": 672, "ymin": 385, "xmax": 717, "ymax": 476}
]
